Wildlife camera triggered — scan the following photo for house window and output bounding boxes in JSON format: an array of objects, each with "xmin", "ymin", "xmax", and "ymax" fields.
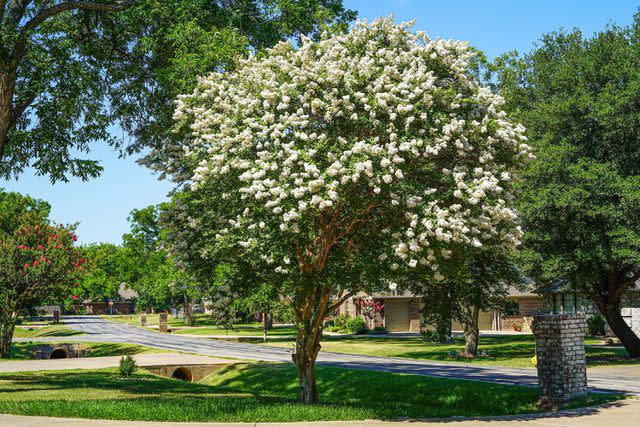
[
  {"xmin": 552, "ymin": 292, "xmax": 581, "ymax": 314},
  {"xmin": 553, "ymin": 294, "xmax": 562, "ymax": 313}
]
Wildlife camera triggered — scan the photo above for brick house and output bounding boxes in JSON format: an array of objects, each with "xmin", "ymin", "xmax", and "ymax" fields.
[
  {"xmin": 542, "ymin": 282, "xmax": 640, "ymax": 336},
  {"xmin": 338, "ymin": 287, "xmax": 544, "ymax": 332}
]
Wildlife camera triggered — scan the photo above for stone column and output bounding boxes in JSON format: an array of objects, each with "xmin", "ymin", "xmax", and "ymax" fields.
[
  {"xmin": 158, "ymin": 312, "xmax": 168, "ymax": 333},
  {"xmin": 140, "ymin": 314, "xmax": 147, "ymax": 327},
  {"xmin": 531, "ymin": 314, "xmax": 588, "ymax": 402},
  {"xmin": 52, "ymin": 310, "xmax": 60, "ymax": 324}
]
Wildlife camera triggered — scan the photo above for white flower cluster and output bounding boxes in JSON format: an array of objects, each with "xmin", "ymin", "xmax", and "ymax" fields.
[{"xmin": 175, "ymin": 17, "xmax": 532, "ymax": 280}]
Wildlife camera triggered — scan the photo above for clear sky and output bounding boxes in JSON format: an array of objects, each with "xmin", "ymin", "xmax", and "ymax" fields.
[{"xmin": 3, "ymin": 0, "xmax": 637, "ymax": 245}]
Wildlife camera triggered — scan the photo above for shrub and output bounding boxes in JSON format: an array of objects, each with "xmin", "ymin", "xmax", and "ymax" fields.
[
  {"xmin": 421, "ymin": 329, "xmax": 449, "ymax": 343},
  {"xmin": 119, "ymin": 355, "xmax": 137, "ymax": 377},
  {"xmin": 447, "ymin": 349, "xmax": 461, "ymax": 359},
  {"xmin": 587, "ymin": 315, "xmax": 606, "ymax": 336},
  {"xmin": 368, "ymin": 326, "xmax": 387, "ymax": 335},
  {"xmin": 345, "ymin": 317, "xmax": 368, "ymax": 335},
  {"xmin": 332, "ymin": 314, "xmax": 350, "ymax": 331}
]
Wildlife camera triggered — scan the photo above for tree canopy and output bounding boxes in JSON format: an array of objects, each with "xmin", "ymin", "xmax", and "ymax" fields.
[
  {"xmin": 167, "ymin": 17, "xmax": 530, "ymax": 402},
  {"xmin": 0, "ymin": 0, "xmax": 355, "ymax": 182},
  {"xmin": 494, "ymin": 14, "xmax": 640, "ymax": 356},
  {"xmin": 0, "ymin": 190, "xmax": 84, "ymax": 357}
]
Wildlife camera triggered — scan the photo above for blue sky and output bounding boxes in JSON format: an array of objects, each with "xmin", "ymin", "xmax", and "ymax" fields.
[{"xmin": 4, "ymin": 0, "xmax": 637, "ymax": 244}]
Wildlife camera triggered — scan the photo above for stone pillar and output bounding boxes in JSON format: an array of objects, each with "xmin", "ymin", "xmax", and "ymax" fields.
[
  {"xmin": 531, "ymin": 314, "xmax": 588, "ymax": 402},
  {"xmin": 52, "ymin": 310, "xmax": 60, "ymax": 324},
  {"xmin": 140, "ymin": 314, "xmax": 147, "ymax": 327},
  {"xmin": 158, "ymin": 312, "xmax": 168, "ymax": 333}
]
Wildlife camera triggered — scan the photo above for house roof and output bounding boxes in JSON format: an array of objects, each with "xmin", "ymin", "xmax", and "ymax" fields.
[{"xmin": 118, "ymin": 283, "xmax": 138, "ymax": 300}]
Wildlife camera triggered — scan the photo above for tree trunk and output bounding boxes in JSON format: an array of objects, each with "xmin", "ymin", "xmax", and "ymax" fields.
[
  {"xmin": 262, "ymin": 312, "xmax": 268, "ymax": 342},
  {"xmin": 0, "ymin": 312, "xmax": 17, "ymax": 359},
  {"xmin": 462, "ymin": 306, "xmax": 480, "ymax": 357},
  {"xmin": 183, "ymin": 294, "xmax": 194, "ymax": 326},
  {"xmin": 265, "ymin": 312, "xmax": 273, "ymax": 330},
  {"xmin": 436, "ymin": 316, "xmax": 452, "ymax": 343},
  {"xmin": 0, "ymin": 70, "xmax": 16, "ymax": 160},
  {"xmin": 292, "ymin": 320, "xmax": 323, "ymax": 403},
  {"xmin": 598, "ymin": 299, "xmax": 640, "ymax": 358},
  {"xmin": 292, "ymin": 330, "xmax": 321, "ymax": 403}
]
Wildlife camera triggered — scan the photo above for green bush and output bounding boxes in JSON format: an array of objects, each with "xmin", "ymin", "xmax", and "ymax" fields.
[
  {"xmin": 421, "ymin": 329, "xmax": 448, "ymax": 343},
  {"xmin": 368, "ymin": 326, "xmax": 387, "ymax": 334},
  {"xmin": 346, "ymin": 317, "xmax": 368, "ymax": 335},
  {"xmin": 332, "ymin": 313, "xmax": 350, "ymax": 331},
  {"xmin": 587, "ymin": 315, "xmax": 606, "ymax": 336},
  {"xmin": 119, "ymin": 355, "xmax": 137, "ymax": 377}
]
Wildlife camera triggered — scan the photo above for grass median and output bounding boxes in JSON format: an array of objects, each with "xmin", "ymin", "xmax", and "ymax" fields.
[
  {"xmin": 263, "ymin": 335, "xmax": 640, "ymax": 368},
  {"xmin": 0, "ymin": 363, "xmax": 619, "ymax": 422}
]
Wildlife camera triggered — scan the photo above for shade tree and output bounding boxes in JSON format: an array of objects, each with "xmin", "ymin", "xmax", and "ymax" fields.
[
  {"xmin": 415, "ymin": 247, "xmax": 522, "ymax": 357},
  {"xmin": 494, "ymin": 15, "xmax": 640, "ymax": 357},
  {"xmin": 167, "ymin": 17, "xmax": 530, "ymax": 402},
  {"xmin": 0, "ymin": 0, "xmax": 354, "ymax": 182}
]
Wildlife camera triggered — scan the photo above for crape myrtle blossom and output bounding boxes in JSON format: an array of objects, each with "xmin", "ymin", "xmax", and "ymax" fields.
[
  {"xmin": 170, "ymin": 17, "xmax": 530, "ymax": 403},
  {"xmin": 174, "ymin": 17, "xmax": 531, "ymax": 283}
]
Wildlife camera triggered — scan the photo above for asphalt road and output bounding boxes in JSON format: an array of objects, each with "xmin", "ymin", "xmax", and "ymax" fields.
[{"xmin": 17, "ymin": 315, "xmax": 640, "ymax": 395}]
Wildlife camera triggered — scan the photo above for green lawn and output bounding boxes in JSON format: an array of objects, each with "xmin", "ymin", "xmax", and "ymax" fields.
[
  {"xmin": 13, "ymin": 325, "xmax": 82, "ymax": 339},
  {"xmin": 104, "ymin": 314, "xmax": 296, "ymax": 336},
  {"xmin": 6, "ymin": 342, "xmax": 167, "ymax": 360},
  {"xmin": 0, "ymin": 364, "xmax": 618, "ymax": 422},
  {"xmin": 172, "ymin": 324, "xmax": 296, "ymax": 336},
  {"xmin": 263, "ymin": 335, "xmax": 640, "ymax": 368}
]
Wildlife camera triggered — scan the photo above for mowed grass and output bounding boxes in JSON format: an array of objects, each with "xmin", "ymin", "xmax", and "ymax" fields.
[
  {"xmin": 173, "ymin": 324, "xmax": 296, "ymax": 336},
  {"xmin": 263, "ymin": 335, "xmax": 640, "ymax": 368},
  {"xmin": 0, "ymin": 364, "xmax": 618, "ymax": 422},
  {"xmin": 6, "ymin": 342, "xmax": 167, "ymax": 360},
  {"xmin": 104, "ymin": 314, "xmax": 296, "ymax": 336},
  {"xmin": 13, "ymin": 324, "xmax": 82, "ymax": 339}
]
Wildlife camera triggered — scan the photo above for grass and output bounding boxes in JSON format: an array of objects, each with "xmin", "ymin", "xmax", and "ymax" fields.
[
  {"xmin": 172, "ymin": 324, "xmax": 296, "ymax": 336},
  {"xmin": 0, "ymin": 363, "xmax": 619, "ymax": 422},
  {"xmin": 13, "ymin": 324, "xmax": 82, "ymax": 339},
  {"xmin": 104, "ymin": 314, "xmax": 297, "ymax": 336},
  {"xmin": 5, "ymin": 342, "xmax": 167, "ymax": 360},
  {"xmin": 263, "ymin": 335, "xmax": 640, "ymax": 368}
]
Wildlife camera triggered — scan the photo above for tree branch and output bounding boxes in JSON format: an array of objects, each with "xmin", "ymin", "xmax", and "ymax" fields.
[
  {"xmin": 11, "ymin": 1, "xmax": 137, "ymax": 62},
  {"xmin": 10, "ymin": 91, "xmax": 36, "ymax": 127},
  {"xmin": 7, "ymin": 0, "xmax": 29, "ymax": 24},
  {"xmin": 21, "ymin": 1, "xmax": 136, "ymax": 33}
]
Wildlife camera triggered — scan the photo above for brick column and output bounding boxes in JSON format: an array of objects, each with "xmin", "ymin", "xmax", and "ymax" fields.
[
  {"xmin": 140, "ymin": 314, "xmax": 147, "ymax": 327},
  {"xmin": 158, "ymin": 312, "xmax": 168, "ymax": 333},
  {"xmin": 52, "ymin": 310, "xmax": 60, "ymax": 324},
  {"xmin": 531, "ymin": 314, "xmax": 587, "ymax": 402}
]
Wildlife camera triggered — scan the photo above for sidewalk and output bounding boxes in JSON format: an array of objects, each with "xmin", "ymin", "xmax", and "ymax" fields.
[
  {"xmin": 0, "ymin": 398, "xmax": 638, "ymax": 426},
  {"xmin": 0, "ymin": 353, "xmax": 230, "ymax": 373}
]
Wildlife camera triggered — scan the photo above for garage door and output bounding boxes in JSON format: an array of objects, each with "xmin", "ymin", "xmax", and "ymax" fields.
[
  {"xmin": 478, "ymin": 310, "xmax": 494, "ymax": 330},
  {"xmin": 385, "ymin": 300, "xmax": 410, "ymax": 332},
  {"xmin": 451, "ymin": 310, "xmax": 495, "ymax": 331}
]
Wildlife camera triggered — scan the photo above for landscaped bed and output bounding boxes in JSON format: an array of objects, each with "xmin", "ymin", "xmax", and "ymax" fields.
[
  {"xmin": 0, "ymin": 363, "xmax": 619, "ymax": 422},
  {"xmin": 262, "ymin": 335, "xmax": 640, "ymax": 368}
]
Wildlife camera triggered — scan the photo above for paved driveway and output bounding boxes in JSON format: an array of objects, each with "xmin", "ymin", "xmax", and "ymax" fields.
[{"xmin": 15, "ymin": 316, "xmax": 640, "ymax": 395}]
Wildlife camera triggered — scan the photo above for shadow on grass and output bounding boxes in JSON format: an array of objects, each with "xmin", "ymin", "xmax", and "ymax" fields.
[{"xmin": 0, "ymin": 364, "xmax": 624, "ymax": 422}]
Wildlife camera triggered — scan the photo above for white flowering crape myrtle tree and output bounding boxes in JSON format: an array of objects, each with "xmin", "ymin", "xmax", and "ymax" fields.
[{"xmin": 171, "ymin": 17, "xmax": 531, "ymax": 403}]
